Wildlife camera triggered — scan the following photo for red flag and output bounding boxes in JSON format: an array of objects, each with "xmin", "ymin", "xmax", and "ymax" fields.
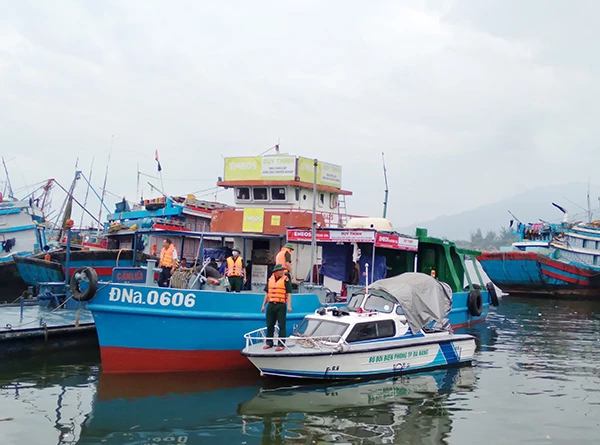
[{"xmin": 155, "ymin": 150, "xmax": 162, "ymax": 172}]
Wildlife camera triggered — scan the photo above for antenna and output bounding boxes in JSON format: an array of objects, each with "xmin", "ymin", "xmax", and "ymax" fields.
[
  {"xmin": 98, "ymin": 135, "xmax": 114, "ymax": 230},
  {"xmin": 587, "ymin": 178, "xmax": 592, "ymax": 222},
  {"xmin": 79, "ymin": 157, "xmax": 95, "ymax": 229},
  {"xmin": 382, "ymin": 152, "xmax": 389, "ymax": 218}
]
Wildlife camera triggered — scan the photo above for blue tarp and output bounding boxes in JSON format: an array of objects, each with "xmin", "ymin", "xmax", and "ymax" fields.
[
  {"xmin": 358, "ymin": 253, "xmax": 388, "ymax": 285},
  {"xmin": 319, "ymin": 243, "xmax": 352, "ymax": 282}
]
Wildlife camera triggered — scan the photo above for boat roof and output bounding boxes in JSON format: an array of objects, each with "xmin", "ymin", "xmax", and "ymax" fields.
[{"xmin": 106, "ymin": 227, "xmax": 284, "ymax": 240}]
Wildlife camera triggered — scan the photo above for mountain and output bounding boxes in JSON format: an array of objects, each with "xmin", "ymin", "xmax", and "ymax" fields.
[{"xmin": 398, "ymin": 182, "xmax": 600, "ymax": 241}]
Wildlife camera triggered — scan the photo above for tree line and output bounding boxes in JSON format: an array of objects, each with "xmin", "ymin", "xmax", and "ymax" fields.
[{"xmin": 454, "ymin": 227, "xmax": 518, "ymax": 251}]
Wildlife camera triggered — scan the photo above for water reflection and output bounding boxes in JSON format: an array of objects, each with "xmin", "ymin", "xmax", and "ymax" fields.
[{"xmin": 240, "ymin": 367, "xmax": 476, "ymax": 445}]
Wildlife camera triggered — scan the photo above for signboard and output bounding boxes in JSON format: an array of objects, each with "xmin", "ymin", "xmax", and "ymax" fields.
[
  {"xmin": 287, "ymin": 229, "xmax": 418, "ymax": 251},
  {"xmin": 251, "ymin": 264, "xmax": 268, "ymax": 286},
  {"xmin": 112, "ymin": 267, "xmax": 147, "ymax": 283},
  {"xmin": 271, "ymin": 215, "xmax": 281, "ymax": 226},
  {"xmin": 224, "ymin": 156, "xmax": 296, "ymax": 181},
  {"xmin": 223, "ymin": 155, "xmax": 343, "ymax": 189},
  {"xmin": 297, "ymin": 157, "xmax": 342, "ymax": 189},
  {"xmin": 242, "ymin": 208, "xmax": 265, "ymax": 232}
]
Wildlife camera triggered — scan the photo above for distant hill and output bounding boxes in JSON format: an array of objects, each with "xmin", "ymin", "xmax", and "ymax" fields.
[{"xmin": 398, "ymin": 182, "xmax": 600, "ymax": 241}]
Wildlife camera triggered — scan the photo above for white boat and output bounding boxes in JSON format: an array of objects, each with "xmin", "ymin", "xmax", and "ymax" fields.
[{"xmin": 242, "ymin": 272, "xmax": 476, "ymax": 379}]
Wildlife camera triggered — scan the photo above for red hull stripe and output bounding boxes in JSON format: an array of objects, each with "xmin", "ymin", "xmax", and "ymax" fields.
[
  {"xmin": 538, "ymin": 256, "xmax": 595, "ymax": 277},
  {"xmin": 541, "ymin": 269, "xmax": 591, "ymax": 285},
  {"xmin": 100, "ymin": 346, "xmax": 253, "ymax": 374},
  {"xmin": 63, "ymin": 267, "xmax": 113, "ymax": 276},
  {"xmin": 453, "ymin": 318, "xmax": 486, "ymax": 329},
  {"xmin": 478, "ymin": 252, "xmax": 538, "ymax": 261}
]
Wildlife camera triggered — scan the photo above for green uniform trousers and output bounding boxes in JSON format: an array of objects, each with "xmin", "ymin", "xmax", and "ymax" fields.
[
  {"xmin": 266, "ymin": 302, "xmax": 287, "ymax": 346},
  {"xmin": 228, "ymin": 276, "xmax": 243, "ymax": 292}
]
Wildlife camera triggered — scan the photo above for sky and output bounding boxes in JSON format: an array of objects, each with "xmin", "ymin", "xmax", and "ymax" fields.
[{"xmin": 1, "ymin": 0, "xmax": 599, "ymax": 230}]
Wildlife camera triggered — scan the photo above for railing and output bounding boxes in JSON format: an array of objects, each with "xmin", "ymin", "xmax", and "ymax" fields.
[
  {"xmin": 219, "ymin": 206, "xmax": 363, "ymax": 229},
  {"xmin": 244, "ymin": 327, "xmax": 348, "ymax": 353}
]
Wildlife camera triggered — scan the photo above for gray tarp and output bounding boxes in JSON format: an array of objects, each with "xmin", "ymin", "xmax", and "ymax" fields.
[{"xmin": 369, "ymin": 273, "xmax": 453, "ymax": 334}]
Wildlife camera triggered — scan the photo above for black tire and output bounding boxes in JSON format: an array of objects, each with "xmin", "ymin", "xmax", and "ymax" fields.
[
  {"xmin": 70, "ymin": 267, "xmax": 99, "ymax": 302},
  {"xmin": 467, "ymin": 289, "xmax": 483, "ymax": 317},
  {"xmin": 486, "ymin": 282, "xmax": 500, "ymax": 307}
]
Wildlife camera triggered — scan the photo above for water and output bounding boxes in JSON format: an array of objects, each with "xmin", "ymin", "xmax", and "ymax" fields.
[{"xmin": 1, "ymin": 296, "xmax": 599, "ymax": 445}]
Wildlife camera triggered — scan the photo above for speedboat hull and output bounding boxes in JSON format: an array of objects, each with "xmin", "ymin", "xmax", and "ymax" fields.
[{"xmin": 242, "ymin": 334, "xmax": 475, "ymax": 380}]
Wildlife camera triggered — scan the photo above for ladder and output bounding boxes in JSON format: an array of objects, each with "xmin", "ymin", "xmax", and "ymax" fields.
[{"xmin": 337, "ymin": 194, "xmax": 348, "ymax": 228}]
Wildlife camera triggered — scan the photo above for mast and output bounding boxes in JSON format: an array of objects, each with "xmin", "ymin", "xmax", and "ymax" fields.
[
  {"xmin": 98, "ymin": 135, "xmax": 114, "ymax": 231},
  {"xmin": 79, "ymin": 157, "xmax": 95, "ymax": 229},
  {"xmin": 587, "ymin": 178, "xmax": 592, "ymax": 222},
  {"xmin": 382, "ymin": 152, "xmax": 389, "ymax": 218},
  {"xmin": 1, "ymin": 157, "xmax": 15, "ymax": 200},
  {"xmin": 310, "ymin": 159, "xmax": 318, "ymax": 284}
]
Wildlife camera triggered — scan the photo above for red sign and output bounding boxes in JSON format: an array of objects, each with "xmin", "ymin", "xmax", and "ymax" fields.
[
  {"xmin": 287, "ymin": 229, "xmax": 418, "ymax": 251},
  {"xmin": 375, "ymin": 233, "xmax": 419, "ymax": 251}
]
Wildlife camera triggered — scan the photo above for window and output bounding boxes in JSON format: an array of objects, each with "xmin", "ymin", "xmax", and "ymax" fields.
[
  {"xmin": 346, "ymin": 320, "xmax": 396, "ymax": 343},
  {"xmin": 346, "ymin": 293, "xmax": 365, "ymax": 310},
  {"xmin": 295, "ymin": 189, "xmax": 300, "ymax": 201},
  {"xmin": 236, "ymin": 187, "xmax": 250, "ymax": 201},
  {"xmin": 253, "ymin": 187, "xmax": 268, "ymax": 201},
  {"xmin": 330, "ymin": 194, "xmax": 338, "ymax": 210},
  {"xmin": 271, "ymin": 187, "xmax": 286, "ymax": 201},
  {"xmin": 363, "ymin": 295, "xmax": 394, "ymax": 313},
  {"xmin": 319, "ymin": 193, "xmax": 325, "ymax": 207},
  {"xmin": 294, "ymin": 319, "xmax": 348, "ymax": 338}
]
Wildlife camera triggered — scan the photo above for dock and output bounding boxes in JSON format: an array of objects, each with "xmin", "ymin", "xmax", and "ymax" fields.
[{"xmin": 0, "ymin": 302, "xmax": 97, "ymax": 358}]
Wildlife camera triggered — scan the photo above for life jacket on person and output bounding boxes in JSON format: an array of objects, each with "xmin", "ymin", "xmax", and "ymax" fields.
[
  {"xmin": 160, "ymin": 244, "xmax": 176, "ymax": 267},
  {"xmin": 226, "ymin": 256, "xmax": 243, "ymax": 277},
  {"xmin": 267, "ymin": 274, "xmax": 289, "ymax": 303},
  {"xmin": 276, "ymin": 247, "xmax": 292, "ymax": 266}
]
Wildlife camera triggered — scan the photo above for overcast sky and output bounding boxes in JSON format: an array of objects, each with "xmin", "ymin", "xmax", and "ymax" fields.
[{"xmin": 1, "ymin": 0, "xmax": 598, "ymax": 229}]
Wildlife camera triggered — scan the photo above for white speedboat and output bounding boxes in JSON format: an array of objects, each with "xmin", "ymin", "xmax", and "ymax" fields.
[{"xmin": 242, "ymin": 272, "xmax": 476, "ymax": 379}]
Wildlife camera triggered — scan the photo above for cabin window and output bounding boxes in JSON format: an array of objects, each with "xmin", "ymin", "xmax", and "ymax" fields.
[
  {"xmin": 271, "ymin": 187, "xmax": 287, "ymax": 201},
  {"xmin": 583, "ymin": 240, "xmax": 592, "ymax": 249},
  {"xmin": 319, "ymin": 193, "xmax": 325, "ymax": 207},
  {"xmin": 253, "ymin": 187, "xmax": 268, "ymax": 201},
  {"xmin": 295, "ymin": 189, "xmax": 300, "ymax": 201},
  {"xmin": 330, "ymin": 194, "xmax": 338, "ymax": 210},
  {"xmin": 346, "ymin": 293, "xmax": 365, "ymax": 310},
  {"xmin": 236, "ymin": 187, "xmax": 250, "ymax": 201},
  {"xmin": 346, "ymin": 320, "xmax": 396, "ymax": 343},
  {"xmin": 363, "ymin": 295, "xmax": 394, "ymax": 313},
  {"xmin": 303, "ymin": 194, "xmax": 307, "ymax": 201},
  {"xmin": 295, "ymin": 319, "xmax": 348, "ymax": 338}
]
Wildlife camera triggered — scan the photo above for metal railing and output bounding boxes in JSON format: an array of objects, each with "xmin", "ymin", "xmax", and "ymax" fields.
[{"xmin": 244, "ymin": 327, "xmax": 349, "ymax": 353}]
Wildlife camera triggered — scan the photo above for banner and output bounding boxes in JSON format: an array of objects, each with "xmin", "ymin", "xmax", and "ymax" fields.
[
  {"xmin": 251, "ymin": 265, "xmax": 268, "ymax": 286},
  {"xmin": 224, "ymin": 156, "xmax": 296, "ymax": 181},
  {"xmin": 287, "ymin": 229, "xmax": 418, "ymax": 251},
  {"xmin": 242, "ymin": 208, "xmax": 265, "ymax": 233}
]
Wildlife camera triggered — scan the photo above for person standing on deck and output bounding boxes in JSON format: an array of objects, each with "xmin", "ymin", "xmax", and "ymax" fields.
[
  {"xmin": 225, "ymin": 248, "xmax": 244, "ymax": 292},
  {"xmin": 158, "ymin": 239, "xmax": 178, "ymax": 287},
  {"xmin": 43, "ymin": 245, "xmax": 51, "ymax": 262},
  {"xmin": 276, "ymin": 243, "xmax": 294, "ymax": 280},
  {"xmin": 261, "ymin": 264, "xmax": 292, "ymax": 351}
]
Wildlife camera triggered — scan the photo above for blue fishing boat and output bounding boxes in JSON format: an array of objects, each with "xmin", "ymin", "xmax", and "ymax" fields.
[{"xmin": 479, "ymin": 215, "xmax": 600, "ymax": 297}]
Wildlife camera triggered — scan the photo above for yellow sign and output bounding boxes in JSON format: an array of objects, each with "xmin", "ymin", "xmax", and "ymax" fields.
[
  {"xmin": 297, "ymin": 157, "xmax": 342, "ymax": 189},
  {"xmin": 242, "ymin": 208, "xmax": 265, "ymax": 233},
  {"xmin": 271, "ymin": 215, "xmax": 281, "ymax": 226},
  {"xmin": 224, "ymin": 156, "xmax": 296, "ymax": 181}
]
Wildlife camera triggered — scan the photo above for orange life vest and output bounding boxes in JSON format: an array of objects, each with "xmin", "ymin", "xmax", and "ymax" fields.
[
  {"xmin": 226, "ymin": 256, "xmax": 243, "ymax": 277},
  {"xmin": 276, "ymin": 248, "xmax": 292, "ymax": 266},
  {"xmin": 267, "ymin": 275, "xmax": 289, "ymax": 303},
  {"xmin": 159, "ymin": 244, "xmax": 176, "ymax": 267}
]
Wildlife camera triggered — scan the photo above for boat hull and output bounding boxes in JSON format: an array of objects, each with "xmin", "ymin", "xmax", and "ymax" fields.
[
  {"xmin": 88, "ymin": 283, "xmax": 323, "ymax": 373},
  {"xmin": 478, "ymin": 251, "xmax": 600, "ymax": 297},
  {"xmin": 243, "ymin": 335, "xmax": 475, "ymax": 380}
]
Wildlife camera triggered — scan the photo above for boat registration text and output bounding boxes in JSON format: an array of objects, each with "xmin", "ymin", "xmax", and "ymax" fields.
[{"xmin": 108, "ymin": 287, "xmax": 196, "ymax": 308}]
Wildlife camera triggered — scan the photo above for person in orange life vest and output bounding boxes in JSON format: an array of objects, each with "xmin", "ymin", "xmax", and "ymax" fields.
[
  {"xmin": 276, "ymin": 243, "xmax": 294, "ymax": 280},
  {"xmin": 158, "ymin": 239, "xmax": 178, "ymax": 287},
  {"xmin": 225, "ymin": 248, "xmax": 244, "ymax": 292},
  {"xmin": 261, "ymin": 264, "xmax": 292, "ymax": 351},
  {"xmin": 43, "ymin": 245, "xmax": 51, "ymax": 262}
]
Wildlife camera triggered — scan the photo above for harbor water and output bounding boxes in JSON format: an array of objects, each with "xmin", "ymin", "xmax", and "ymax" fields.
[{"xmin": 1, "ymin": 295, "xmax": 599, "ymax": 445}]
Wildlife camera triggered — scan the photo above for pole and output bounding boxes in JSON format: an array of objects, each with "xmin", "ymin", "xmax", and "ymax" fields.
[
  {"xmin": 65, "ymin": 225, "xmax": 72, "ymax": 292},
  {"xmin": 371, "ymin": 245, "xmax": 376, "ymax": 284},
  {"xmin": 79, "ymin": 158, "xmax": 95, "ymax": 229},
  {"xmin": 310, "ymin": 159, "xmax": 318, "ymax": 284},
  {"xmin": 98, "ymin": 135, "xmax": 114, "ymax": 231},
  {"xmin": 382, "ymin": 152, "xmax": 389, "ymax": 218}
]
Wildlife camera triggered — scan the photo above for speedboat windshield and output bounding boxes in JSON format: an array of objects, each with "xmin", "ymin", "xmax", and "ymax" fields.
[
  {"xmin": 363, "ymin": 295, "xmax": 395, "ymax": 313},
  {"xmin": 346, "ymin": 293, "xmax": 365, "ymax": 310},
  {"xmin": 294, "ymin": 319, "xmax": 349, "ymax": 338}
]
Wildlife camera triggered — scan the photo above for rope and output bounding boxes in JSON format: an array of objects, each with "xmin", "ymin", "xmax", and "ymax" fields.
[{"xmin": 115, "ymin": 248, "xmax": 125, "ymax": 268}]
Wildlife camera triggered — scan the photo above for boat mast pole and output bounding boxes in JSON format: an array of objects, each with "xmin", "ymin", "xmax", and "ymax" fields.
[
  {"xmin": 1, "ymin": 157, "xmax": 15, "ymax": 200},
  {"xmin": 310, "ymin": 158, "xmax": 318, "ymax": 285},
  {"xmin": 98, "ymin": 135, "xmax": 114, "ymax": 231},
  {"xmin": 382, "ymin": 152, "xmax": 389, "ymax": 218},
  {"xmin": 79, "ymin": 157, "xmax": 94, "ymax": 229}
]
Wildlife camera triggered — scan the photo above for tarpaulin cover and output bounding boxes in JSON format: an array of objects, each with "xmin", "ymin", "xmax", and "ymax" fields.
[
  {"xmin": 369, "ymin": 273, "xmax": 453, "ymax": 334},
  {"xmin": 319, "ymin": 243, "xmax": 352, "ymax": 282}
]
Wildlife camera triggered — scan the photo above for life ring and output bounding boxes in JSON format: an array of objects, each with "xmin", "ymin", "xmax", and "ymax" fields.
[
  {"xmin": 467, "ymin": 288, "xmax": 483, "ymax": 317},
  {"xmin": 70, "ymin": 267, "xmax": 99, "ymax": 302},
  {"xmin": 486, "ymin": 282, "xmax": 500, "ymax": 307}
]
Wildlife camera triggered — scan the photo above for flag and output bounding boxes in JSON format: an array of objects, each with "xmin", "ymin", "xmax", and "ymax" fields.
[{"xmin": 155, "ymin": 150, "xmax": 162, "ymax": 172}]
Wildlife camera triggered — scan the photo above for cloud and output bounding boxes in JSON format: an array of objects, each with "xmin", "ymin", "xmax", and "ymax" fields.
[{"xmin": 1, "ymin": 0, "xmax": 599, "ymax": 231}]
